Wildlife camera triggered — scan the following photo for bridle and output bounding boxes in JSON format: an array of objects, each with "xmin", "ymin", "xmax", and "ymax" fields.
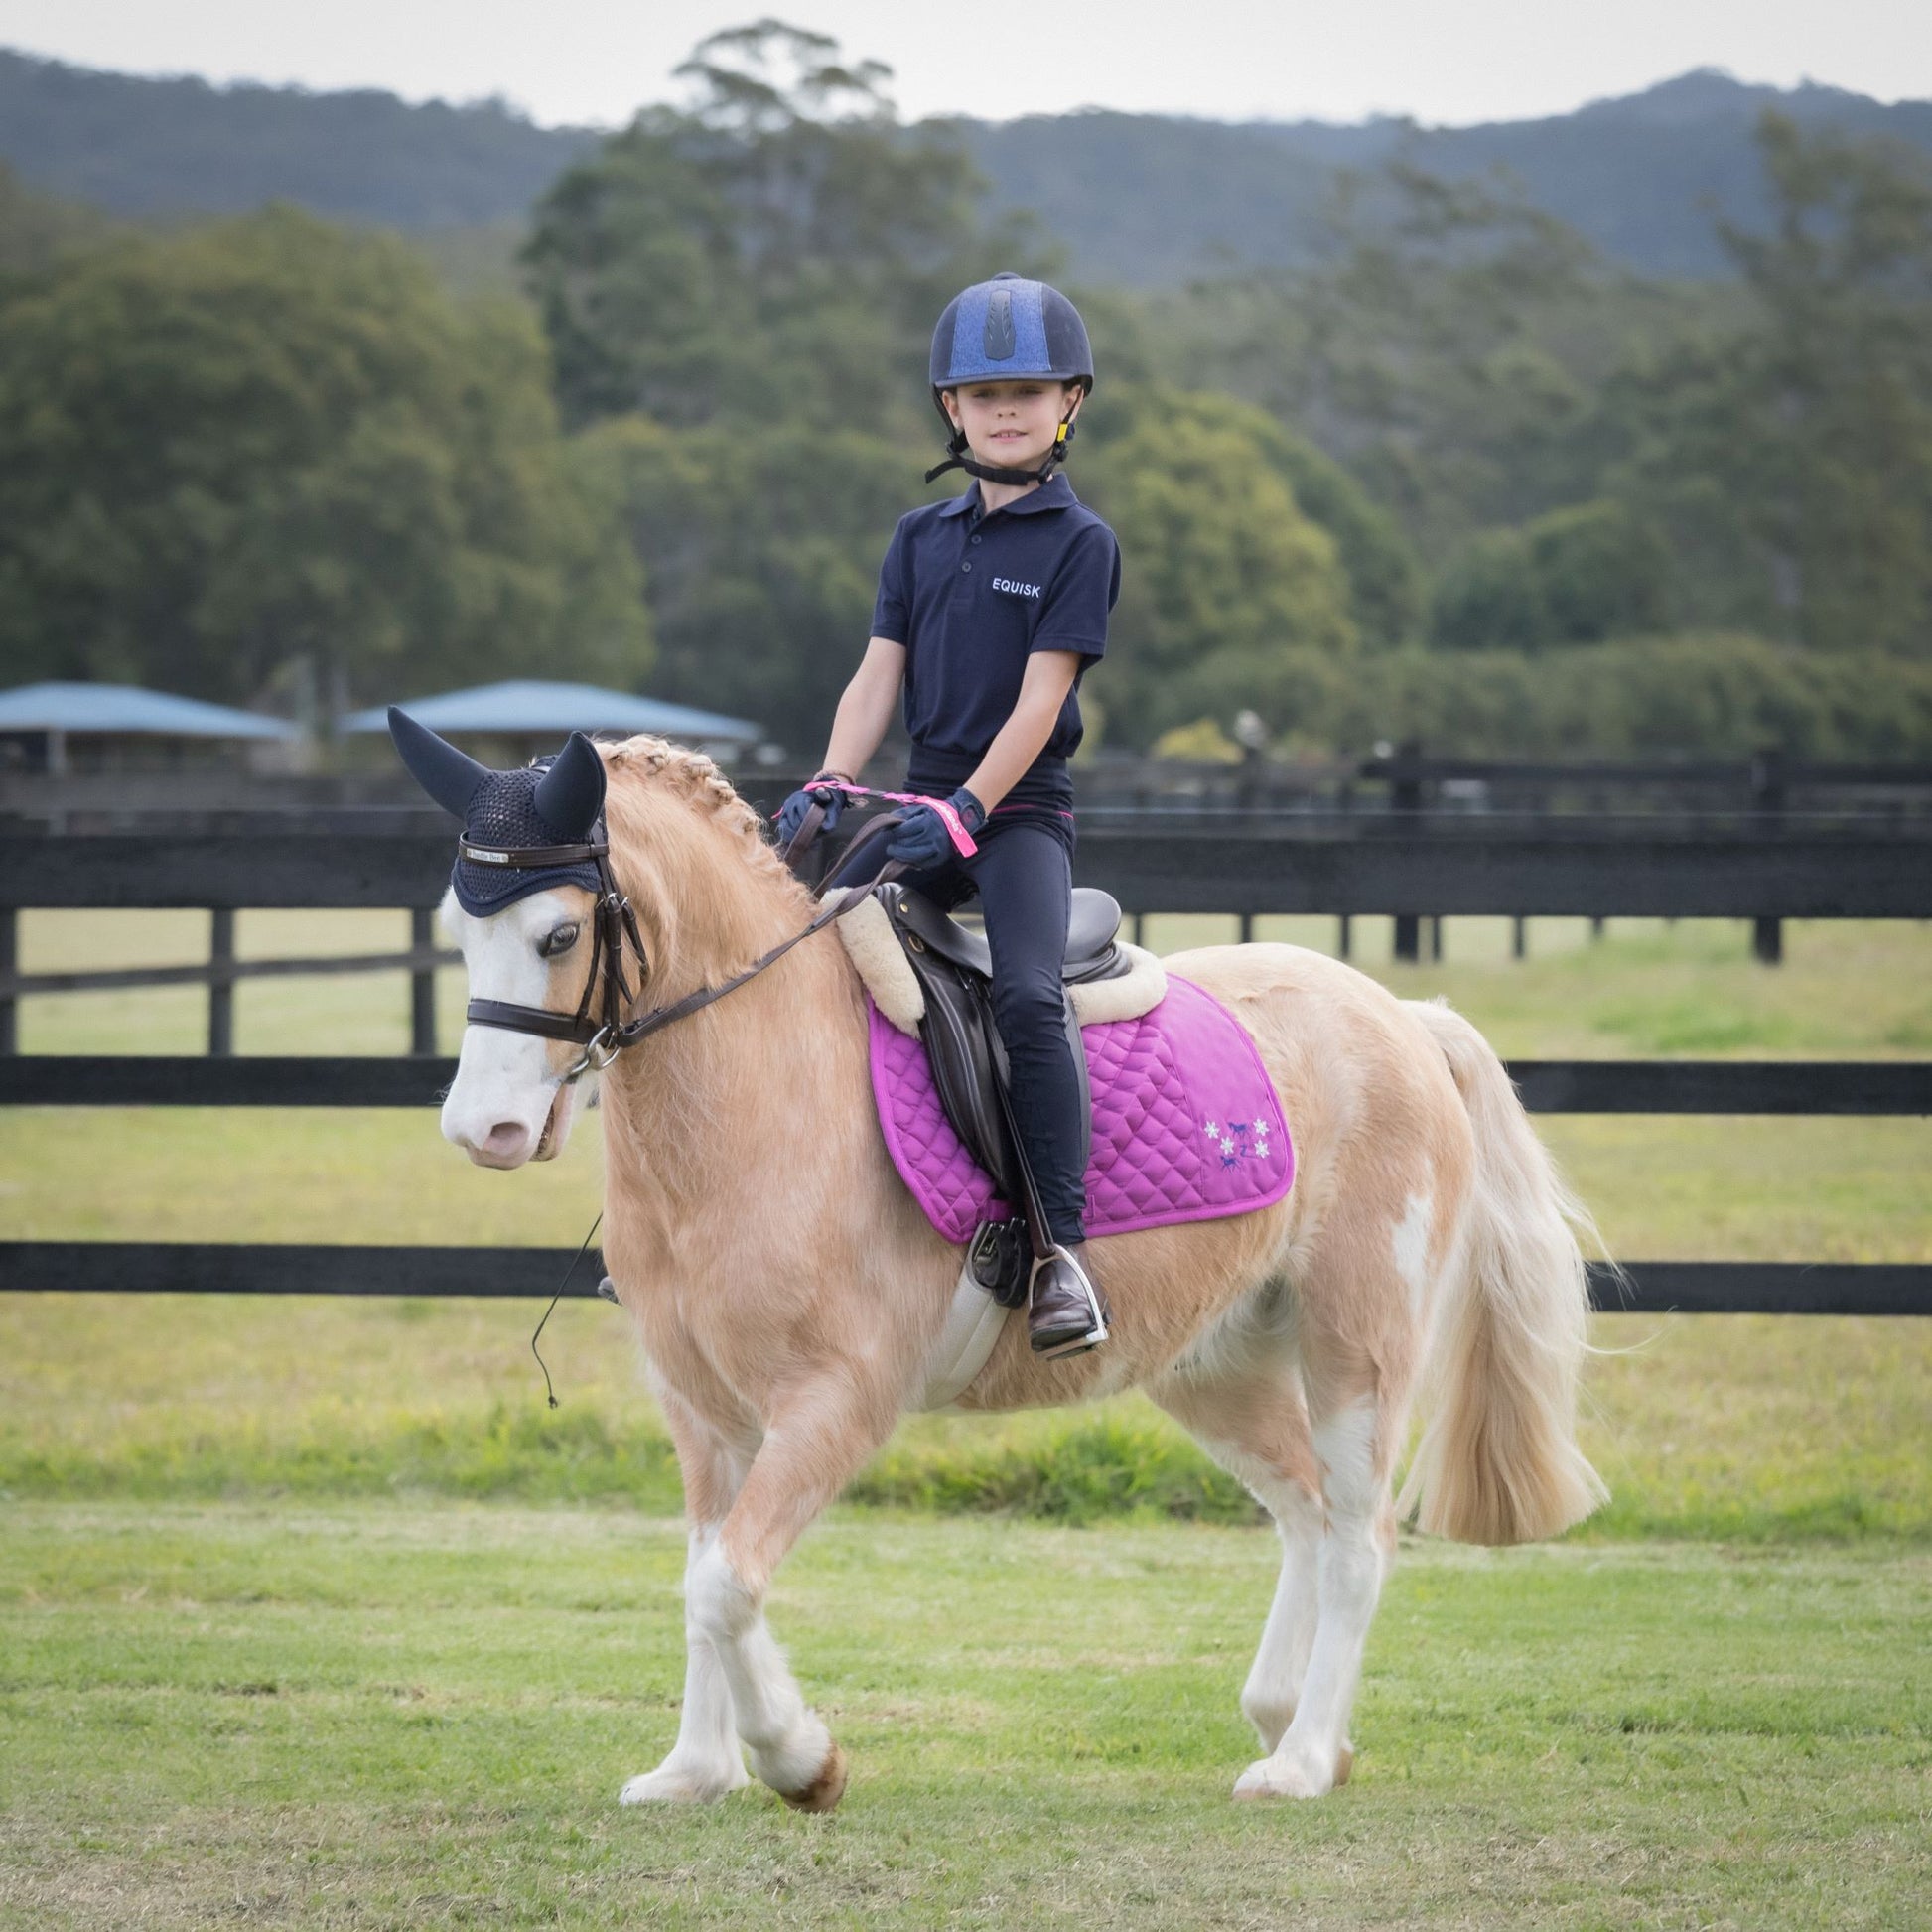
[{"xmin": 456, "ymin": 803, "xmax": 900, "ymax": 1083}]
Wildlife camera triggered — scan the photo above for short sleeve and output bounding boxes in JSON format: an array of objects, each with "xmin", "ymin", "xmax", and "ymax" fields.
[
  {"xmin": 1032, "ymin": 522, "xmax": 1121, "ymax": 663},
  {"xmin": 871, "ymin": 518, "xmax": 912, "ymax": 642}
]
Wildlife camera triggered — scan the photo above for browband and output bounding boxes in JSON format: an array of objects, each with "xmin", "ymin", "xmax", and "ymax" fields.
[{"xmin": 459, "ymin": 837, "xmax": 609, "ymax": 868}]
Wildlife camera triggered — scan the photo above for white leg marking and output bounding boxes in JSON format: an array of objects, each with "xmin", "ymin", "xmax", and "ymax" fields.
[
  {"xmin": 1239, "ymin": 1480, "xmax": 1323, "ymax": 1753},
  {"xmin": 1235, "ymin": 1399, "xmax": 1386, "ymax": 1801},
  {"xmin": 685, "ymin": 1544, "xmax": 834, "ymax": 1797},
  {"xmin": 620, "ymin": 1526, "xmax": 750, "ymax": 1805},
  {"xmin": 1392, "ymin": 1189, "xmax": 1434, "ymax": 1323}
]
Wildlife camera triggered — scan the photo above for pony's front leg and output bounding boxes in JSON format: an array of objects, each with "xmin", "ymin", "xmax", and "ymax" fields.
[
  {"xmin": 1235, "ymin": 1397, "xmax": 1391, "ymax": 1800},
  {"xmin": 686, "ymin": 1375, "xmax": 900, "ymax": 1812},
  {"xmin": 621, "ymin": 1388, "xmax": 757, "ymax": 1806}
]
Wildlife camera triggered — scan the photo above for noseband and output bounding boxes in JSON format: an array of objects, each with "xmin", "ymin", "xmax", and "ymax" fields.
[{"xmin": 456, "ymin": 804, "xmax": 901, "ymax": 1083}]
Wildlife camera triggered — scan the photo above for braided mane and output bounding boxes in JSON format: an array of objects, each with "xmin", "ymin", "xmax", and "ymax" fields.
[{"xmin": 600, "ymin": 733, "xmax": 806, "ymax": 901}]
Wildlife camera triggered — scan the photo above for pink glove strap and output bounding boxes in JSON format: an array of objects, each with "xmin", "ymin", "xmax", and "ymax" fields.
[{"xmin": 832, "ymin": 782, "xmax": 979, "ymax": 857}]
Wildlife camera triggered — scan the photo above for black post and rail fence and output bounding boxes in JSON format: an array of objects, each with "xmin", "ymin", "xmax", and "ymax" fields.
[{"xmin": 2, "ymin": 791, "xmax": 1928, "ymax": 1315}]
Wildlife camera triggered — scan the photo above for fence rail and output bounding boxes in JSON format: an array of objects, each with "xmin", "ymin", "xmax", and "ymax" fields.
[
  {"xmin": 7, "ymin": 819, "xmax": 1929, "ymax": 914},
  {"xmin": 0, "ymin": 1243, "xmax": 1924, "ymax": 1317},
  {"xmin": 3, "ymin": 1054, "xmax": 1928, "ymax": 1115},
  {"xmin": 3, "ymin": 817, "xmax": 1927, "ymax": 1316}
]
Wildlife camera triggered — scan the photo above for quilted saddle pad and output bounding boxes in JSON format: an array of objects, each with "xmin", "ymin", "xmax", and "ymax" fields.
[{"xmin": 868, "ymin": 975, "xmax": 1295, "ymax": 1244}]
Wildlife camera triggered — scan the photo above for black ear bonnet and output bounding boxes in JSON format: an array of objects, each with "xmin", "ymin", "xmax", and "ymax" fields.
[{"xmin": 388, "ymin": 708, "xmax": 608, "ymax": 916}]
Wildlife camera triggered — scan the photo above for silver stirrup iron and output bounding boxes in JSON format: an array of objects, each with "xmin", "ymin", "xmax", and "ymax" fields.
[{"xmin": 1031, "ymin": 1243, "xmax": 1109, "ymax": 1358}]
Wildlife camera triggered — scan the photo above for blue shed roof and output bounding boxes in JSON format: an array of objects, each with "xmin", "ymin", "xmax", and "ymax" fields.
[
  {"xmin": 0, "ymin": 682, "xmax": 300, "ymax": 740},
  {"xmin": 343, "ymin": 680, "xmax": 760, "ymax": 744}
]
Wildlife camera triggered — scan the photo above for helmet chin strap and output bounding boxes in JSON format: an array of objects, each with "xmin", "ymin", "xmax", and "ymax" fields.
[{"xmin": 925, "ymin": 401, "xmax": 1081, "ymax": 488}]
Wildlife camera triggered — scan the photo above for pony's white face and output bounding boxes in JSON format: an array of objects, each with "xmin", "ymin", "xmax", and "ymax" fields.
[{"xmin": 439, "ymin": 885, "xmax": 597, "ymax": 1169}]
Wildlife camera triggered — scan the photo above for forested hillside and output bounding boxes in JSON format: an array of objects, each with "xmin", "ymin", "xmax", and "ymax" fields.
[
  {"xmin": 2, "ymin": 25, "xmax": 1929, "ymax": 759},
  {"xmin": 968, "ymin": 70, "xmax": 1932, "ymax": 284},
  {"xmin": 0, "ymin": 50, "xmax": 596, "ymax": 227},
  {"xmin": 3, "ymin": 46, "xmax": 1928, "ymax": 280}
]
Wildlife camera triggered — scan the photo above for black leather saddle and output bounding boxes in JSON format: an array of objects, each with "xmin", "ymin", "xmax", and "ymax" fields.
[{"xmin": 877, "ymin": 882, "xmax": 1131, "ymax": 1303}]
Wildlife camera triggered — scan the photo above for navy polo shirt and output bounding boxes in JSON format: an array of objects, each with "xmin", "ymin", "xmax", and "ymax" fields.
[{"xmin": 871, "ymin": 474, "xmax": 1121, "ymax": 809}]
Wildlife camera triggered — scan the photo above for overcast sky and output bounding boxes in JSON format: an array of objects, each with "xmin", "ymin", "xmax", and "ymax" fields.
[{"xmin": 1, "ymin": 0, "xmax": 1924, "ymax": 128}]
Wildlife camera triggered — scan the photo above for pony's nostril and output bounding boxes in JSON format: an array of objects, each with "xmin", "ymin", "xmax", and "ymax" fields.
[{"xmin": 482, "ymin": 1121, "xmax": 529, "ymax": 1160}]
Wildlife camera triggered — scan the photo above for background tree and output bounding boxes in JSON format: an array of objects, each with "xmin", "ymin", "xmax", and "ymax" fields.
[
  {"xmin": 1079, "ymin": 387, "xmax": 1359, "ymax": 744},
  {"xmin": 522, "ymin": 22, "xmax": 1055, "ymax": 739},
  {"xmin": 1598, "ymin": 115, "xmax": 1932, "ymax": 653},
  {"xmin": 1431, "ymin": 500, "xmax": 1670, "ymax": 651},
  {"xmin": 0, "ymin": 207, "xmax": 649, "ymax": 709}
]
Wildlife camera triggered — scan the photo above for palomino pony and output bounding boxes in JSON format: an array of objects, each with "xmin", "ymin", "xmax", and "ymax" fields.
[{"xmin": 425, "ymin": 730, "xmax": 1606, "ymax": 1810}]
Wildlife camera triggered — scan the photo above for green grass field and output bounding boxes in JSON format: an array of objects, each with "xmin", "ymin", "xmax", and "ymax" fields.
[
  {"xmin": 3, "ymin": 911, "xmax": 1928, "ymax": 1924},
  {"xmin": 3, "ymin": 1505, "xmax": 1927, "ymax": 1929}
]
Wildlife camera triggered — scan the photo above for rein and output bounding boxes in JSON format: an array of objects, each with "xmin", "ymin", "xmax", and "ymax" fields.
[{"xmin": 458, "ymin": 801, "xmax": 907, "ymax": 1081}]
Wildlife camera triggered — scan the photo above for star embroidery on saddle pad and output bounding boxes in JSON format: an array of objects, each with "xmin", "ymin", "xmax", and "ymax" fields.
[{"xmin": 1203, "ymin": 1118, "xmax": 1219, "ymax": 1139}]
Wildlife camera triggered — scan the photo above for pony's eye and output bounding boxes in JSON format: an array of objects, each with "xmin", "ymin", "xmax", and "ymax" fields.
[{"xmin": 539, "ymin": 923, "xmax": 580, "ymax": 959}]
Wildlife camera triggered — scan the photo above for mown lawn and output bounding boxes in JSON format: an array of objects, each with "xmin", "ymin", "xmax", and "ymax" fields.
[{"xmin": 2, "ymin": 1504, "xmax": 1927, "ymax": 1930}]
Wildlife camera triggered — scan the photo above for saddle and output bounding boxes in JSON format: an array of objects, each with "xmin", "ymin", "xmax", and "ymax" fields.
[{"xmin": 876, "ymin": 882, "xmax": 1134, "ymax": 1304}]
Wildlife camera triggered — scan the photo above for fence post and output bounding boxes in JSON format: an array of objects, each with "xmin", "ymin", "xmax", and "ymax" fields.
[
  {"xmin": 1512, "ymin": 915, "xmax": 1527, "ymax": 960},
  {"xmin": 1337, "ymin": 913, "xmax": 1351, "ymax": 960},
  {"xmin": 1751, "ymin": 747, "xmax": 1786, "ymax": 965},
  {"xmin": 1392, "ymin": 738, "xmax": 1423, "ymax": 963},
  {"xmin": 410, "ymin": 907, "xmax": 437, "ymax": 1055},
  {"xmin": 207, "ymin": 908, "xmax": 234, "ymax": 1057},
  {"xmin": 0, "ymin": 907, "xmax": 15, "ymax": 1054}
]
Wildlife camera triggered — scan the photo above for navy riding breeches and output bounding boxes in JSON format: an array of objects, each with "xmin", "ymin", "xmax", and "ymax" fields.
[{"xmin": 850, "ymin": 810, "xmax": 1088, "ymax": 1246}]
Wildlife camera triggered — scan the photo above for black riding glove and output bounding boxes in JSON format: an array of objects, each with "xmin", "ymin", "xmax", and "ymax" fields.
[
  {"xmin": 885, "ymin": 786, "xmax": 986, "ymax": 870},
  {"xmin": 774, "ymin": 772, "xmax": 851, "ymax": 847}
]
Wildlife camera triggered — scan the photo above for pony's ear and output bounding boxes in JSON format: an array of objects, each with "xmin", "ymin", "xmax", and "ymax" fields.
[
  {"xmin": 388, "ymin": 707, "xmax": 489, "ymax": 820},
  {"xmin": 533, "ymin": 731, "xmax": 607, "ymax": 838}
]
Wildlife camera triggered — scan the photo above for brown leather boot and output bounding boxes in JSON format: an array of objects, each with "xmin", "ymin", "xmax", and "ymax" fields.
[{"xmin": 1028, "ymin": 1241, "xmax": 1111, "ymax": 1358}]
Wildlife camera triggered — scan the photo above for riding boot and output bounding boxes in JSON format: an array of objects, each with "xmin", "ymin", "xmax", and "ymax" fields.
[{"xmin": 1028, "ymin": 1240, "xmax": 1111, "ymax": 1358}]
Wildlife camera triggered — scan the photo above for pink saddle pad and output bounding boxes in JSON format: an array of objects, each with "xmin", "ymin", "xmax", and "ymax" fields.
[{"xmin": 868, "ymin": 975, "xmax": 1295, "ymax": 1244}]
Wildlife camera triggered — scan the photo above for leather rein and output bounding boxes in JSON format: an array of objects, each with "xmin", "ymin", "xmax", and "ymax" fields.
[{"xmin": 458, "ymin": 802, "xmax": 898, "ymax": 1083}]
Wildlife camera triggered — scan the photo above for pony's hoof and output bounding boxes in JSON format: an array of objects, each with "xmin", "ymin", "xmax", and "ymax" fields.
[
  {"xmin": 1232, "ymin": 1744, "xmax": 1333, "ymax": 1801},
  {"xmin": 619, "ymin": 1761, "xmax": 747, "ymax": 1805},
  {"xmin": 779, "ymin": 1742, "xmax": 849, "ymax": 1813}
]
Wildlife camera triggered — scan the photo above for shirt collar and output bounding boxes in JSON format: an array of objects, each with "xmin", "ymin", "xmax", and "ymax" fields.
[{"xmin": 936, "ymin": 474, "xmax": 1077, "ymax": 521}]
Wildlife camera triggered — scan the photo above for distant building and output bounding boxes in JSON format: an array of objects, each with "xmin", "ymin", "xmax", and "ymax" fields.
[
  {"xmin": 0, "ymin": 681, "xmax": 301, "ymax": 775},
  {"xmin": 342, "ymin": 679, "xmax": 763, "ymax": 765}
]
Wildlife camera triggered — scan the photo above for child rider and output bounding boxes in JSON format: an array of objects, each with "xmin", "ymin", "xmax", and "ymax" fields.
[{"xmin": 775, "ymin": 272, "xmax": 1122, "ymax": 1358}]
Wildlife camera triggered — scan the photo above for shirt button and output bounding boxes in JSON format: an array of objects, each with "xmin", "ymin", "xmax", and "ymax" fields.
[
  {"xmin": 961, "ymin": 561, "xmax": 972, "ymax": 573},
  {"xmin": 970, "ymin": 534, "xmax": 982, "ymax": 545}
]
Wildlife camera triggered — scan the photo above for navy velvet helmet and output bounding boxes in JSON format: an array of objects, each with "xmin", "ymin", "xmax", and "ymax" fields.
[{"xmin": 925, "ymin": 271, "xmax": 1094, "ymax": 486}]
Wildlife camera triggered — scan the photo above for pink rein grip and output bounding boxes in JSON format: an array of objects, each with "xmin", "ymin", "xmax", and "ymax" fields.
[{"xmin": 809, "ymin": 781, "xmax": 980, "ymax": 857}]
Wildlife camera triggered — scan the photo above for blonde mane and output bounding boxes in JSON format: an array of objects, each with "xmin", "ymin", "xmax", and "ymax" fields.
[{"xmin": 596, "ymin": 735, "xmax": 818, "ymax": 1001}]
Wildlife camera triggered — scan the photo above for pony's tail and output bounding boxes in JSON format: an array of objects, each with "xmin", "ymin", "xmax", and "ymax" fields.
[{"xmin": 1397, "ymin": 998, "xmax": 1609, "ymax": 1545}]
